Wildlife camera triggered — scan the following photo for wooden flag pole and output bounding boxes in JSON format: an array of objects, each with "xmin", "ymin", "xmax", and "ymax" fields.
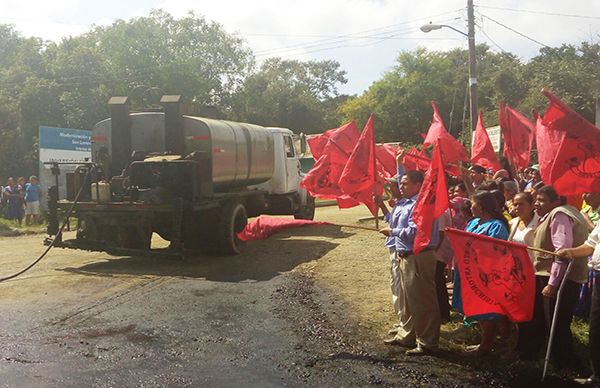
[
  {"xmin": 542, "ymin": 260, "xmax": 575, "ymax": 381},
  {"xmin": 334, "ymin": 223, "xmax": 380, "ymax": 232},
  {"xmin": 525, "ymin": 245, "xmax": 562, "ymax": 257}
]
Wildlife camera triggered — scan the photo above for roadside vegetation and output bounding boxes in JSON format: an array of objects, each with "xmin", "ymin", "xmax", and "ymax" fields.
[{"xmin": 0, "ymin": 10, "xmax": 598, "ymax": 180}]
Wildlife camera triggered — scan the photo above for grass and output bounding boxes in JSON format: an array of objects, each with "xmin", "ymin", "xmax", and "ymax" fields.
[
  {"xmin": 0, "ymin": 217, "xmax": 47, "ymax": 236},
  {"xmin": 436, "ymin": 312, "xmax": 593, "ymax": 386}
]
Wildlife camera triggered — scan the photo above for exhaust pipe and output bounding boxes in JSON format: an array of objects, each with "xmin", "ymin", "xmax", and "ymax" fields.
[
  {"xmin": 161, "ymin": 95, "xmax": 184, "ymax": 155},
  {"xmin": 108, "ymin": 96, "xmax": 131, "ymax": 177}
]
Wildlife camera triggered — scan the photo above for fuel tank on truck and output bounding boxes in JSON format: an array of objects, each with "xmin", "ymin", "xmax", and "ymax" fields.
[{"xmin": 91, "ymin": 112, "xmax": 275, "ymax": 191}]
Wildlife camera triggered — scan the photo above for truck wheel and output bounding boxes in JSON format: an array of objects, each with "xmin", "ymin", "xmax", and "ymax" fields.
[
  {"xmin": 218, "ymin": 202, "xmax": 247, "ymax": 255},
  {"xmin": 294, "ymin": 194, "xmax": 315, "ymax": 220}
]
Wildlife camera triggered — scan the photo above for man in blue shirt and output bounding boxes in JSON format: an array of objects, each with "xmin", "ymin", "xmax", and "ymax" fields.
[
  {"xmin": 379, "ymin": 157, "xmax": 441, "ymax": 356},
  {"xmin": 378, "ymin": 173, "xmax": 404, "ymax": 340}
]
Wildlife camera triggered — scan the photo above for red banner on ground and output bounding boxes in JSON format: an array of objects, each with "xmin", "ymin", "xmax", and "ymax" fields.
[
  {"xmin": 238, "ymin": 216, "xmax": 330, "ymax": 241},
  {"xmin": 445, "ymin": 228, "xmax": 535, "ymax": 322}
]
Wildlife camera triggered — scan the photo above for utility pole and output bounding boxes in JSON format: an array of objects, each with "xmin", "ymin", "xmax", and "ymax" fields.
[{"xmin": 467, "ymin": 0, "xmax": 478, "ymax": 135}]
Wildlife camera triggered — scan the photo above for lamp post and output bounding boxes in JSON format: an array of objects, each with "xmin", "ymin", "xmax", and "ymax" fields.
[{"xmin": 421, "ymin": 0, "xmax": 478, "ymax": 135}]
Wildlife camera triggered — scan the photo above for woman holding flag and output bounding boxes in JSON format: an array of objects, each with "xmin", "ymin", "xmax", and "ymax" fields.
[{"xmin": 452, "ymin": 190, "xmax": 509, "ymax": 357}]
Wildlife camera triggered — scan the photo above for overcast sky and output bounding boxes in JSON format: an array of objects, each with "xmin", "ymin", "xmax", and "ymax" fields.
[{"xmin": 2, "ymin": 0, "xmax": 599, "ymax": 95}]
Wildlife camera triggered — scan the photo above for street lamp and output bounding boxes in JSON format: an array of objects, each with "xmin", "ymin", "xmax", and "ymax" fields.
[
  {"xmin": 420, "ymin": 23, "xmax": 467, "ymax": 37},
  {"xmin": 420, "ymin": 0, "xmax": 478, "ymax": 136}
]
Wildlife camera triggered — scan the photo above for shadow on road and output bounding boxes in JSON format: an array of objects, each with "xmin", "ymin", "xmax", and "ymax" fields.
[{"xmin": 60, "ymin": 225, "xmax": 352, "ymax": 282}]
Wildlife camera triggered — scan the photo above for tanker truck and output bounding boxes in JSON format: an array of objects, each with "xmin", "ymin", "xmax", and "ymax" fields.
[{"xmin": 45, "ymin": 95, "xmax": 315, "ymax": 255}]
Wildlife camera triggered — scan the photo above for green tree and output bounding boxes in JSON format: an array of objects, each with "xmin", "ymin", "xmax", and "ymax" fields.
[
  {"xmin": 519, "ymin": 42, "xmax": 600, "ymax": 121},
  {"xmin": 339, "ymin": 45, "xmax": 530, "ymax": 144},
  {"xmin": 233, "ymin": 58, "xmax": 348, "ymax": 133}
]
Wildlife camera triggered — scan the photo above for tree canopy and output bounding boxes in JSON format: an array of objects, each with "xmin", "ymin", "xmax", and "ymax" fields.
[{"xmin": 0, "ymin": 9, "xmax": 598, "ymax": 180}]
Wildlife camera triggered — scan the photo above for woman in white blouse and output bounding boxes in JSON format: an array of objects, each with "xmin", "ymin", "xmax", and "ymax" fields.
[{"xmin": 508, "ymin": 192, "xmax": 540, "ymax": 253}]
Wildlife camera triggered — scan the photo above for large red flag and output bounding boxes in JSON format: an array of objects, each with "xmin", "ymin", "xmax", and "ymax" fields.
[
  {"xmin": 542, "ymin": 90, "xmax": 600, "ymax": 195},
  {"xmin": 412, "ymin": 143, "xmax": 449, "ymax": 254},
  {"xmin": 534, "ymin": 113, "xmax": 564, "ymax": 185},
  {"xmin": 445, "ymin": 228, "xmax": 535, "ymax": 322},
  {"xmin": 306, "ymin": 122, "xmax": 358, "ymax": 160},
  {"xmin": 339, "ymin": 114, "xmax": 379, "ymax": 214},
  {"xmin": 404, "ymin": 148, "xmax": 431, "ymax": 172},
  {"xmin": 500, "ymin": 104, "xmax": 535, "ymax": 170},
  {"xmin": 301, "ymin": 122, "xmax": 360, "ymax": 199},
  {"xmin": 375, "ymin": 143, "xmax": 398, "ymax": 178},
  {"xmin": 471, "ymin": 111, "xmax": 501, "ymax": 172},
  {"xmin": 422, "ymin": 102, "xmax": 469, "ymax": 165},
  {"xmin": 403, "ymin": 147, "xmax": 462, "ymax": 177}
]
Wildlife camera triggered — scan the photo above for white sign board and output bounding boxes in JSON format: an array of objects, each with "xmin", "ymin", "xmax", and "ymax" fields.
[
  {"xmin": 38, "ymin": 126, "xmax": 91, "ymax": 207},
  {"xmin": 486, "ymin": 125, "xmax": 502, "ymax": 153},
  {"xmin": 471, "ymin": 125, "xmax": 501, "ymax": 153}
]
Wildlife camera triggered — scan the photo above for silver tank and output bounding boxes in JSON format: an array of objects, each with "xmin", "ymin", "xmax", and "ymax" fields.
[{"xmin": 91, "ymin": 113, "xmax": 275, "ymax": 190}]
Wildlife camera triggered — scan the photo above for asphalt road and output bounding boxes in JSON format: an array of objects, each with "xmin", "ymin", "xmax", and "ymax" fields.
[{"xmin": 0, "ymin": 207, "xmax": 515, "ymax": 387}]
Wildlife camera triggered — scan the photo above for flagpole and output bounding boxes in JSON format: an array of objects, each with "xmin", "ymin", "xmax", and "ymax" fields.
[
  {"xmin": 372, "ymin": 114, "xmax": 379, "ymax": 230},
  {"xmin": 542, "ymin": 260, "xmax": 574, "ymax": 382},
  {"xmin": 525, "ymin": 246, "xmax": 563, "ymax": 257},
  {"xmin": 334, "ymin": 223, "xmax": 379, "ymax": 232}
]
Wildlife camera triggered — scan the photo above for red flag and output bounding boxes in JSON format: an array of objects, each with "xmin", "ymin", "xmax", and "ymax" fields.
[
  {"xmin": 404, "ymin": 148, "xmax": 431, "ymax": 172},
  {"xmin": 306, "ymin": 122, "xmax": 358, "ymax": 160},
  {"xmin": 403, "ymin": 147, "xmax": 462, "ymax": 177},
  {"xmin": 542, "ymin": 90, "xmax": 600, "ymax": 195},
  {"xmin": 301, "ymin": 122, "xmax": 360, "ymax": 198},
  {"xmin": 422, "ymin": 102, "xmax": 469, "ymax": 165},
  {"xmin": 445, "ymin": 228, "xmax": 535, "ymax": 322},
  {"xmin": 500, "ymin": 104, "xmax": 535, "ymax": 170},
  {"xmin": 413, "ymin": 143, "xmax": 449, "ymax": 254},
  {"xmin": 375, "ymin": 143, "xmax": 398, "ymax": 178},
  {"xmin": 238, "ymin": 216, "xmax": 330, "ymax": 241},
  {"xmin": 471, "ymin": 111, "xmax": 501, "ymax": 172},
  {"xmin": 534, "ymin": 114, "xmax": 564, "ymax": 185},
  {"xmin": 336, "ymin": 195, "xmax": 360, "ymax": 209},
  {"xmin": 339, "ymin": 114, "xmax": 379, "ymax": 215}
]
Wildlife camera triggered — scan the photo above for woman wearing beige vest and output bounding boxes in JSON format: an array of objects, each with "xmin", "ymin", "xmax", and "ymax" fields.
[{"xmin": 515, "ymin": 186, "xmax": 588, "ymax": 369}]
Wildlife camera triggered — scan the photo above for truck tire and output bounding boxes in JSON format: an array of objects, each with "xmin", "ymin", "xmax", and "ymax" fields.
[
  {"xmin": 294, "ymin": 194, "xmax": 315, "ymax": 220},
  {"xmin": 217, "ymin": 202, "xmax": 247, "ymax": 255}
]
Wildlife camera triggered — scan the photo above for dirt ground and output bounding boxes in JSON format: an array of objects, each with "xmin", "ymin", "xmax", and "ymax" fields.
[{"xmin": 0, "ymin": 205, "xmax": 584, "ymax": 386}]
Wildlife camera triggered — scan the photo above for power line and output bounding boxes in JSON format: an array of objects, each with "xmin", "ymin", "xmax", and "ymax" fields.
[
  {"xmin": 480, "ymin": 13, "xmax": 550, "ymax": 48},
  {"xmin": 254, "ymin": 23, "xmax": 460, "ymax": 58},
  {"xmin": 474, "ymin": 18, "xmax": 508, "ymax": 53},
  {"xmin": 477, "ymin": 5, "xmax": 600, "ymax": 20},
  {"xmin": 251, "ymin": 9, "xmax": 463, "ymax": 56}
]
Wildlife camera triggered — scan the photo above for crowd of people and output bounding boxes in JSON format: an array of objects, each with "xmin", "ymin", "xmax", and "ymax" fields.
[
  {"xmin": 1, "ymin": 176, "xmax": 42, "ymax": 226},
  {"xmin": 378, "ymin": 151, "xmax": 599, "ymax": 385}
]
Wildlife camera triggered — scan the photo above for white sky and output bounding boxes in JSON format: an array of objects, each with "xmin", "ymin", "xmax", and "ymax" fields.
[{"xmin": 2, "ymin": 0, "xmax": 599, "ymax": 95}]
